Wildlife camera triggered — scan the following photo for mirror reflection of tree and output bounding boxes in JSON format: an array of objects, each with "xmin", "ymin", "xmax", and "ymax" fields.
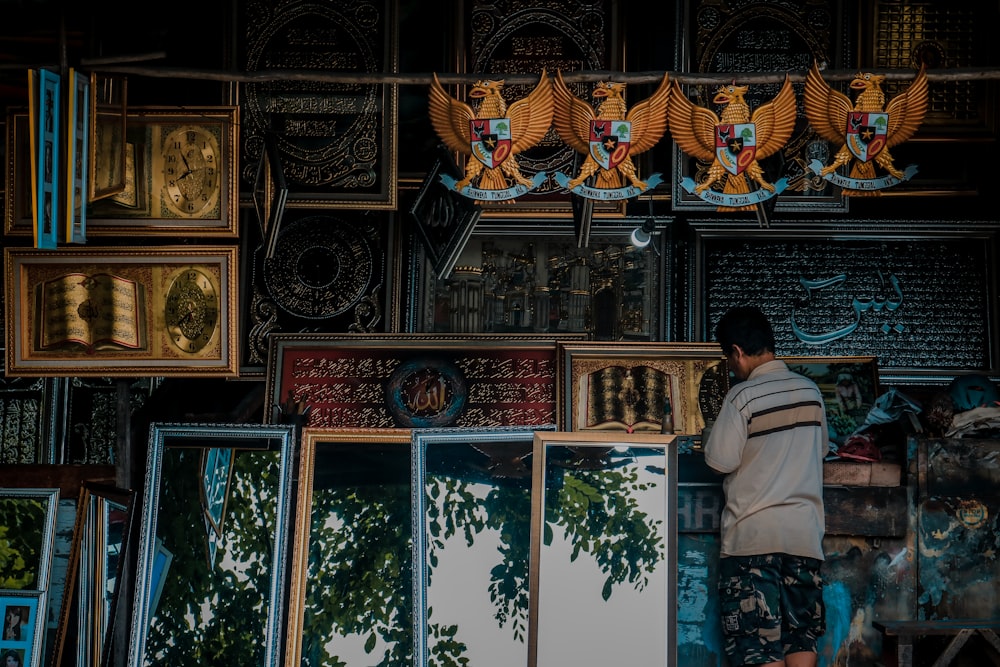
[
  {"xmin": 144, "ymin": 448, "xmax": 281, "ymax": 666},
  {"xmin": 300, "ymin": 446, "xmax": 412, "ymax": 667},
  {"xmin": 421, "ymin": 442, "xmax": 663, "ymax": 665},
  {"xmin": 544, "ymin": 448, "xmax": 665, "ymax": 599},
  {"xmin": 424, "ymin": 471, "xmax": 532, "ymax": 665},
  {"xmin": 0, "ymin": 497, "xmax": 47, "ymax": 590}
]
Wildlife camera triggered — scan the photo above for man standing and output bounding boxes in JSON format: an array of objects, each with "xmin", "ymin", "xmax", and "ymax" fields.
[{"xmin": 704, "ymin": 306, "xmax": 828, "ymax": 667}]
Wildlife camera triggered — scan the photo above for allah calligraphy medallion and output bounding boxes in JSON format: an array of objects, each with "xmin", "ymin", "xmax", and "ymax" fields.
[
  {"xmin": 263, "ymin": 216, "xmax": 374, "ymax": 319},
  {"xmin": 384, "ymin": 358, "xmax": 468, "ymax": 427}
]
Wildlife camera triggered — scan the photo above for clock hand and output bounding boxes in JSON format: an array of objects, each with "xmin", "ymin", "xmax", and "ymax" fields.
[{"xmin": 176, "ymin": 150, "xmax": 196, "ymax": 180}]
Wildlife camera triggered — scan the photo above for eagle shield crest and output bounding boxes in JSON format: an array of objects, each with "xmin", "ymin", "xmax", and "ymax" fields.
[
  {"xmin": 588, "ymin": 120, "xmax": 632, "ymax": 171},
  {"xmin": 715, "ymin": 123, "xmax": 757, "ymax": 176},
  {"xmin": 845, "ymin": 112, "xmax": 888, "ymax": 162},
  {"xmin": 470, "ymin": 118, "xmax": 512, "ymax": 169}
]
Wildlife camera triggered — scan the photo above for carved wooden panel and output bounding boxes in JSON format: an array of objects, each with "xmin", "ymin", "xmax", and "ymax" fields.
[
  {"xmin": 864, "ymin": 0, "xmax": 1000, "ymax": 196},
  {"xmin": 239, "ymin": 210, "xmax": 394, "ymax": 376},
  {"xmin": 462, "ymin": 0, "xmax": 624, "ymax": 217}
]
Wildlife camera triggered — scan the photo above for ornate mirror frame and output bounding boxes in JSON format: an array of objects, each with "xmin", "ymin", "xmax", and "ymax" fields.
[{"xmin": 128, "ymin": 423, "xmax": 295, "ymax": 667}]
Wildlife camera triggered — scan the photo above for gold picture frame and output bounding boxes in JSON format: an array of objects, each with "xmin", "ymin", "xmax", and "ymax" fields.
[
  {"xmin": 84, "ymin": 106, "xmax": 239, "ymax": 236},
  {"xmin": 4, "ymin": 246, "xmax": 238, "ymax": 377},
  {"xmin": 285, "ymin": 428, "xmax": 413, "ymax": 667},
  {"xmin": 527, "ymin": 430, "xmax": 677, "ymax": 667},
  {"xmin": 5, "ymin": 109, "xmax": 32, "ymax": 236},
  {"xmin": 557, "ymin": 341, "xmax": 729, "ymax": 434},
  {"xmin": 65, "ymin": 68, "xmax": 89, "ymax": 244}
]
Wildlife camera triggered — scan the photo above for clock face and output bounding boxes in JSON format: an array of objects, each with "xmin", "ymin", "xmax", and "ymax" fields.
[
  {"xmin": 165, "ymin": 267, "xmax": 220, "ymax": 353},
  {"xmin": 161, "ymin": 125, "xmax": 222, "ymax": 218}
]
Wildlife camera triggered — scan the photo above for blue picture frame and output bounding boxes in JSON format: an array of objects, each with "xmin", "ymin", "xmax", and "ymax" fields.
[
  {"xmin": 28, "ymin": 68, "xmax": 60, "ymax": 249},
  {"xmin": 129, "ymin": 423, "xmax": 296, "ymax": 667},
  {"xmin": 0, "ymin": 591, "xmax": 42, "ymax": 667}
]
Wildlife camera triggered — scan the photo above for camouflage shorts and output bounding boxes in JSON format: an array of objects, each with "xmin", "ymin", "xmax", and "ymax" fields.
[{"xmin": 718, "ymin": 554, "xmax": 825, "ymax": 665}]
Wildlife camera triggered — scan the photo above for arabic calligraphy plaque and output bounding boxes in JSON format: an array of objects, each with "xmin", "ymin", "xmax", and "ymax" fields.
[
  {"xmin": 240, "ymin": 0, "xmax": 397, "ymax": 208},
  {"xmin": 0, "ymin": 377, "xmax": 55, "ymax": 463},
  {"xmin": 266, "ymin": 335, "xmax": 575, "ymax": 428},
  {"xmin": 698, "ymin": 235, "xmax": 995, "ymax": 375}
]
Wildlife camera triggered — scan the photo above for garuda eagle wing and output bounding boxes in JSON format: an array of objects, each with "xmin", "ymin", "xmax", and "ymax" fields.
[
  {"xmin": 505, "ymin": 68, "xmax": 554, "ymax": 154},
  {"xmin": 884, "ymin": 65, "xmax": 928, "ymax": 148},
  {"xmin": 551, "ymin": 69, "xmax": 597, "ymax": 154},
  {"xmin": 428, "ymin": 72, "xmax": 475, "ymax": 154},
  {"xmin": 803, "ymin": 60, "xmax": 854, "ymax": 145},
  {"xmin": 749, "ymin": 74, "xmax": 796, "ymax": 159},
  {"xmin": 623, "ymin": 72, "xmax": 671, "ymax": 155},
  {"xmin": 666, "ymin": 79, "xmax": 720, "ymax": 163}
]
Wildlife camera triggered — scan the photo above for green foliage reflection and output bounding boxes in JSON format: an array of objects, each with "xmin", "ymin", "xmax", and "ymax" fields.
[
  {"xmin": 0, "ymin": 497, "xmax": 47, "ymax": 590},
  {"xmin": 299, "ymin": 472, "xmax": 412, "ymax": 667},
  {"xmin": 421, "ymin": 444, "xmax": 663, "ymax": 665},
  {"xmin": 425, "ymin": 475, "xmax": 531, "ymax": 666},
  {"xmin": 544, "ymin": 451, "xmax": 664, "ymax": 601},
  {"xmin": 143, "ymin": 448, "xmax": 280, "ymax": 667}
]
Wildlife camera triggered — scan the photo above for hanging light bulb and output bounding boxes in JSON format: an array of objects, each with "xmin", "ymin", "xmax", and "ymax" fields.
[{"xmin": 630, "ymin": 218, "xmax": 657, "ymax": 248}]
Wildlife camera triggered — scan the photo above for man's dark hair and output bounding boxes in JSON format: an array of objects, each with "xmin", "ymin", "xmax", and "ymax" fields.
[{"xmin": 714, "ymin": 305, "xmax": 776, "ymax": 356}]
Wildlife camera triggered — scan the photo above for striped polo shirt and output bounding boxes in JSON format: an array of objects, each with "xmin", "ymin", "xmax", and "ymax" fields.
[{"xmin": 704, "ymin": 359, "xmax": 829, "ymax": 560}]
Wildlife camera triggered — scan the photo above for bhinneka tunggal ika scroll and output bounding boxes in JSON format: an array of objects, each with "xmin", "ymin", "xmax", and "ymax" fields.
[{"xmin": 35, "ymin": 272, "xmax": 147, "ymax": 352}]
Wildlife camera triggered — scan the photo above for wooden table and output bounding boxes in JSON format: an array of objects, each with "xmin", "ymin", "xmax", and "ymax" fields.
[{"xmin": 873, "ymin": 620, "xmax": 1000, "ymax": 667}]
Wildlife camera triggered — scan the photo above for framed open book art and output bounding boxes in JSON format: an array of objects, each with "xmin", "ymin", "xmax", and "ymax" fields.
[
  {"xmin": 4, "ymin": 246, "xmax": 238, "ymax": 377},
  {"xmin": 557, "ymin": 341, "xmax": 729, "ymax": 435}
]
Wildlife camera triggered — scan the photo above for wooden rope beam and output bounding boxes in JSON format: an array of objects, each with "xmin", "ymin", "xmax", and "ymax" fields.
[{"xmin": 65, "ymin": 65, "xmax": 1000, "ymax": 86}]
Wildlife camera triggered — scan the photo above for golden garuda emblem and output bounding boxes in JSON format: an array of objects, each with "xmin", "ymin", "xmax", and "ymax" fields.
[
  {"xmin": 668, "ymin": 76, "xmax": 796, "ymax": 212},
  {"xmin": 551, "ymin": 70, "xmax": 670, "ymax": 200},
  {"xmin": 428, "ymin": 70, "xmax": 553, "ymax": 202},
  {"xmin": 804, "ymin": 60, "xmax": 928, "ymax": 195}
]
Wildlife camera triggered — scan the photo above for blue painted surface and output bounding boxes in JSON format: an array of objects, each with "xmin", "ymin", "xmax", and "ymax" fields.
[{"xmin": 676, "ymin": 534, "xmax": 908, "ymax": 666}]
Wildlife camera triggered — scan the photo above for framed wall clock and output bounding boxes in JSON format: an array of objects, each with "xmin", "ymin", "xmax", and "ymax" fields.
[{"xmin": 84, "ymin": 106, "xmax": 239, "ymax": 237}]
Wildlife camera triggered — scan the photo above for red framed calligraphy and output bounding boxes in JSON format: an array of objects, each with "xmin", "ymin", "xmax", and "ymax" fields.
[{"xmin": 264, "ymin": 334, "xmax": 584, "ymax": 428}]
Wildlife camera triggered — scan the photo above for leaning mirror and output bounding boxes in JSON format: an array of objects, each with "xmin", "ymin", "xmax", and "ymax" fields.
[
  {"xmin": 285, "ymin": 428, "xmax": 413, "ymax": 667},
  {"xmin": 51, "ymin": 482, "xmax": 135, "ymax": 667},
  {"xmin": 128, "ymin": 423, "xmax": 295, "ymax": 667},
  {"xmin": 528, "ymin": 431, "xmax": 677, "ymax": 667},
  {"xmin": 412, "ymin": 426, "xmax": 552, "ymax": 667}
]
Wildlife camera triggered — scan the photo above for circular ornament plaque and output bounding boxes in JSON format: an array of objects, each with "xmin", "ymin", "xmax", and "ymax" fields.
[{"xmin": 263, "ymin": 216, "xmax": 374, "ymax": 319}]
